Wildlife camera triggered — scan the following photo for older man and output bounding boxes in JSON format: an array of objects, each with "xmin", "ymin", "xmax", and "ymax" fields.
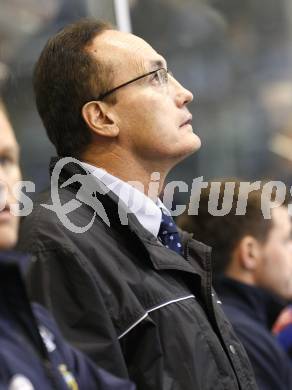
[{"xmin": 19, "ymin": 19, "xmax": 257, "ymax": 389}]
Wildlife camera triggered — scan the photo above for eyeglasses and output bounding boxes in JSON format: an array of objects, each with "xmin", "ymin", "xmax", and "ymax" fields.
[{"xmin": 96, "ymin": 68, "xmax": 172, "ymax": 101}]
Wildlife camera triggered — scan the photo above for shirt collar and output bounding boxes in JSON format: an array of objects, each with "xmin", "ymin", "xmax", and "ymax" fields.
[{"xmin": 80, "ymin": 162, "xmax": 170, "ymax": 237}]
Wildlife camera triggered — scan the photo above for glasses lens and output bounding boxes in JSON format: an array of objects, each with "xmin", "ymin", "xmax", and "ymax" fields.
[{"xmin": 154, "ymin": 68, "xmax": 167, "ymax": 85}]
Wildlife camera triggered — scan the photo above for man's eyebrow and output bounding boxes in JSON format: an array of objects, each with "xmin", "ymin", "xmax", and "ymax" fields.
[
  {"xmin": 0, "ymin": 145, "xmax": 19, "ymax": 156},
  {"xmin": 149, "ymin": 59, "xmax": 167, "ymax": 70}
]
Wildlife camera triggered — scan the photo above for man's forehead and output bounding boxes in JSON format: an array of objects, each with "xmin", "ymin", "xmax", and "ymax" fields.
[{"xmin": 90, "ymin": 29, "xmax": 167, "ymax": 71}]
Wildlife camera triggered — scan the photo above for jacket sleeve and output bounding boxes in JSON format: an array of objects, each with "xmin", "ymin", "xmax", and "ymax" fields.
[
  {"xmin": 33, "ymin": 304, "xmax": 135, "ymax": 390},
  {"xmin": 26, "ymin": 246, "xmax": 129, "ymax": 380}
]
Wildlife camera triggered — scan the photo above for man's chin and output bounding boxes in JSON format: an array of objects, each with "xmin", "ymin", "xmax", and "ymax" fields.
[
  {"xmin": 180, "ymin": 135, "xmax": 201, "ymax": 158},
  {"xmin": 0, "ymin": 229, "xmax": 18, "ymax": 251},
  {"xmin": 191, "ymin": 132, "xmax": 201, "ymax": 150},
  {"xmin": 168, "ymin": 141, "xmax": 201, "ymax": 170}
]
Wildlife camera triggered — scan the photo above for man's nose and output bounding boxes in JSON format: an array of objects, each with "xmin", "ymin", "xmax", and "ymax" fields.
[
  {"xmin": 0, "ymin": 175, "xmax": 8, "ymax": 208},
  {"xmin": 171, "ymin": 76, "xmax": 194, "ymax": 107}
]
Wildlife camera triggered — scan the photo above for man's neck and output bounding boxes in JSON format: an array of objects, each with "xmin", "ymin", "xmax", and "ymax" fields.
[
  {"xmin": 225, "ymin": 265, "xmax": 256, "ymax": 287},
  {"xmin": 81, "ymin": 150, "xmax": 169, "ymax": 202}
]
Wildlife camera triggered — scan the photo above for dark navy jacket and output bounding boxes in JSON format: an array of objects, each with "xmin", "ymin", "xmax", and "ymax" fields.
[
  {"xmin": 215, "ymin": 276, "xmax": 292, "ymax": 390},
  {"xmin": 19, "ymin": 158, "xmax": 258, "ymax": 390},
  {"xmin": 0, "ymin": 251, "xmax": 135, "ymax": 390}
]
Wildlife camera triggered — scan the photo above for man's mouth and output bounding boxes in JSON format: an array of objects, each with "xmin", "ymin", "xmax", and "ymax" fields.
[
  {"xmin": 180, "ymin": 115, "xmax": 193, "ymax": 127},
  {"xmin": 0, "ymin": 205, "xmax": 12, "ymax": 222}
]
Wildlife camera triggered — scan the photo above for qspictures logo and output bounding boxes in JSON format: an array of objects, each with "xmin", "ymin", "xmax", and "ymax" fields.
[
  {"xmin": 41, "ymin": 157, "xmax": 111, "ymax": 233},
  {"xmin": 1, "ymin": 157, "xmax": 291, "ymax": 233}
]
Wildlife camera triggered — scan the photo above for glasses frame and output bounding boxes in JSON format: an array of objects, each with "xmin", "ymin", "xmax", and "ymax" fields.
[{"xmin": 95, "ymin": 67, "xmax": 169, "ymax": 101}]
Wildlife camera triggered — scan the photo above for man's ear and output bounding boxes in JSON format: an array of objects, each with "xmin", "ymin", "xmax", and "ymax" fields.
[
  {"xmin": 81, "ymin": 101, "xmax": 119, "ymax": 138},
  {"xmin": 237, "ymin": 236, "xmax": 261, "ymax": 271}
]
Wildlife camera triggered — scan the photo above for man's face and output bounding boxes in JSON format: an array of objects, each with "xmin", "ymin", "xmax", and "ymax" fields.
[
  {"xmin": 88, "ymin": 30, "xmax": 201, "ymax": 170},
  {"xmin": 255, "ymin": 206, "xmax": 292, "ymax": 300},
  {"xmin": 0, "ymin": 106, "xmax": 20, "ymax": 249}
]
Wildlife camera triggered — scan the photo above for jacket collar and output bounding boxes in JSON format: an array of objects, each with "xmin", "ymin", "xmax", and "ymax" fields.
[
  {"xmin": 215, "ymin": 276, "xmax": 286, "ymax": 329},
  {"xmin": 0, "ymin": 251, "xmax": 32, "ymax": 312},
  {"xmin": 0, "ymin": 250, "xmax": 31, "ymax": 274}
]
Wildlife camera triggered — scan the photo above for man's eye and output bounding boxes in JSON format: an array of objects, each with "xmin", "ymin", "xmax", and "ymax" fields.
[
  {"xmin": 0, "ymin": 156, "xmax": 14, "ymax": 166},
  {"xmin": 151, "ymin": 72, "xmax": 161, "ymax": 83}
]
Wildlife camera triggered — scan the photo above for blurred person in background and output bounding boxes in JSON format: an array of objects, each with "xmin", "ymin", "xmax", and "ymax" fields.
[
  {"xmin": 18, "ymin": 19, "xmax": 257, "ymax": 390},
  {"xmin": 273, "ymin": 304, "xmax": 292, "ymax": 357},
  {"xmin": 178, "ymin": 182, "xmax": 292, "ymax": 389},
  {"xmin": 0, "ymin": 100, "xmax": 135, "ymax": 390}
]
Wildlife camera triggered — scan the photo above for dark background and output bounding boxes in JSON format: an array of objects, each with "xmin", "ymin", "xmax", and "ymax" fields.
[{"xmin": 1, "ymin": 0, "xmax": 292, "ymax": 204}]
